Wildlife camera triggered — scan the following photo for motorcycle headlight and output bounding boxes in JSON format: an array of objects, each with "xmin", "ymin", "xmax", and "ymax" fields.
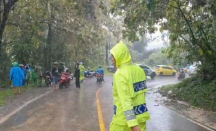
[{"xmin": 61, "ymin": 78, "xmax": 66, "ymax": 80}]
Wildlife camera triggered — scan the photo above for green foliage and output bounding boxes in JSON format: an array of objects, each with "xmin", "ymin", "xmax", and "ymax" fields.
[
  {"xmin": 144, "ymin": 51, "xmax": 171, "ymax": 67},
  {"xmin": 110, "ymin": 0, "xmax": 216, "ymax": 110},
  {"xmin": 0, "ymin": 89, "xmax": 14, "ymax": 106},
  {"xmin": 0, "ymin": 0, "xmax": 120, "ymax": 80},
  {"xmin": 110, "ymin": 0, "xmax": 216, "ymax": 78}
]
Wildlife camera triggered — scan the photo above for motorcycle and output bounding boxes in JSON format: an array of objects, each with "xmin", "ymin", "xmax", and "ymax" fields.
[
  {"xmin": 178, "ymin": 69, "xmax": 185, "ymax": 80},
  {"xmin": 69, "ymin": 73, "xmax": 74, "ymax": 80},
  {"xmin": 59, "ymin": 73, "xmax": 70, "ymax": 89},
  {"xmin": 84, "ymin": 71, "xmax": 93, "ymax": 78},
  {"xmin": 45, "ymin": 71, "xmax": 52, "ymax": 87},
  {"xmin": 96, "ymin": 73, "xmax": 103, "ymax": 83},
  {"xmin": 45, "ymin": 75, "xmax": 52, "ymax": 87}
]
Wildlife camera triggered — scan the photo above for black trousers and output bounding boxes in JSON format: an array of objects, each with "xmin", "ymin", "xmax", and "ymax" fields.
[{"xmin": 75, "ymin": 77, "xmax": 80, "ymax": 88}]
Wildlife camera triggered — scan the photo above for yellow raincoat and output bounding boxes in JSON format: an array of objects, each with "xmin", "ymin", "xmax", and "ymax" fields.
[
  {"xmin": 79, "ymin": 64, "xmax": 85, "ymax": 81},
  {"xmin": 110, "ymin": 41, "xmax": 150, "ymax": 131}
]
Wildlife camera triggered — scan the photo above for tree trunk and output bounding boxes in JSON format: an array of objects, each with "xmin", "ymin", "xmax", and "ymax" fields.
[
  {"xmin": 105, "ymin": 44, "xmax": 109, "ymax": 65},
  {"xmin": 0, "ymin": 0, "xmax": 18, "ymax": 54},
  {"xmin": 0, "ymin": 0, "xmax": 19, "ymax": 80},
  {"xmin": 46, "ymin": 23, "xmax": 52, "ymax": 70}
]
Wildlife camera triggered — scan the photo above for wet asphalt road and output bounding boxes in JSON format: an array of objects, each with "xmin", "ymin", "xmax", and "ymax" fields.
[{"xmin": 0, "ymin": 75, "xmax": 211, "ymax": 131}]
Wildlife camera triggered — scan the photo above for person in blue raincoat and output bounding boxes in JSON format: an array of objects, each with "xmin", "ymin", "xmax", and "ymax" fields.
[
  {"xmin": 19, "ymin": 64, "xmax": 27, "ymax": 86},
  {"xmin": 96, "ymin": 65, "xmax": 104, "ymax": 82},
  {"xmin": 10, "ymin": 62, "xmax": 25, "ymax": 94}
]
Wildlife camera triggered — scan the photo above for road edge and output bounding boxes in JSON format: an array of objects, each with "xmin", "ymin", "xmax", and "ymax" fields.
[
  {"xmin": 154, "ymin": 84, "xmax": 216, "ymax": 131},
  {"xmin": 96, "ymin": 88, "xmax": 106, "ymax": 131},
  {"xmin": 162, "ymin": 103, "xmax": 215, "ymax": 131},
  {"xmin": 0, "ymin": 90, "xmax": 53, "ymax": 125}
]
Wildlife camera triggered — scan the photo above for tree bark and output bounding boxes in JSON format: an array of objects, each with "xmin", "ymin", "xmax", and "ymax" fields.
[
  {"xmin": 0, "ymin": 0, "xmax": 18, "ymax": 55},
  {"xmin": 45, "ymin": 22, "xmax": 52, "ymax": 70},
  {"xmin": 0, "ymin": 0, "xmax": 18, "ymax": 80},
  {"xmin": 105, "ymin": 44, "xmax": 109, "ymax": 65}
]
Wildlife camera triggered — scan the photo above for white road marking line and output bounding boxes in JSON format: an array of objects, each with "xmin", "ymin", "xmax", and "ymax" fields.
[{"xmin": 0, "ymin": 90, "xmax": 53, "ymax": 125}]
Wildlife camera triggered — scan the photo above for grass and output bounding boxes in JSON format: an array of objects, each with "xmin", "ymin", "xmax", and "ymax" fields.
[
  {"xmin": 160, "ymin": 76, "xmax": 216, "ymax": 111},
  {"xmin": 0, "ymin": 82, "xmax": 36, "ymax": 107},
  {"xmin": 0, "ymin": 88, "xmax": 14, "ymax": 106}
]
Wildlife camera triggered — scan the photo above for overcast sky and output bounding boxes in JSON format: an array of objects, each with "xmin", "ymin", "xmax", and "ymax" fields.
[{"xmin": 146, "ymin": 26, "xmax": 169, "ymax": 50}]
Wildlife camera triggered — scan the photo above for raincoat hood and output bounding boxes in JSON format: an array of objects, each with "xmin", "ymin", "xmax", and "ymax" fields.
[
  {"xmin": 12, "ymin": 62, "xmax": 19, "ymax": 67},
  {"xmin": 110, "ymin": 41, "xmax": 132, "ymax": 67}
]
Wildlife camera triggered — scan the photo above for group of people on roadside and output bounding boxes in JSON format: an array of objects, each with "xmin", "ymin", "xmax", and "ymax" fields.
[
  {"xmin": 9, "ymin": 61, "xmax": 82, "ymax": 93},
  {"xmin": 9, "ymin": 62, "xmax": 43, "ymax": 94},
  {"xmin": 9, "ymin": 60, "xmax": 105, "ymax": 93}
]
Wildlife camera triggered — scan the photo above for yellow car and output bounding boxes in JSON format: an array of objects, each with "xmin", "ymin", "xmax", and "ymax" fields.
[{"xmin": 155, "ymin": 65, "xmax": 177, "ymax": 76}]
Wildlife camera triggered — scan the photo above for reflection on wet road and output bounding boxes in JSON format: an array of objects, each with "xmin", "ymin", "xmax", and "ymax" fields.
[
  {"xmin": 0, "ymin": 81, "xmax": 101, "ymax": 131},
  {"xmin": 0, "ymin": 76, "xmax": 211, "ymax": 131}
]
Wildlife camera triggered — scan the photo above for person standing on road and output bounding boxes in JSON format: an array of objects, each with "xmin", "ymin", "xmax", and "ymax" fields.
[
  {"xmin": 96, "ymin": 65, "xmax": 105, "ymax": 82},
  {"xmin": 74, "ymin": 62, "xmax": 80, "ymax": 88},
  {"xmin": 109, "ymin": 41, "xmax": 150, "ymax": 131},
  {"xmin": 79, "ymin": 62, "xmax": 85, "ymax": 82},
  {"xmin": 52, "ymin": 62, "xmax": 59, "ymax": 90},
  {"xmin": 32, "ymin": 65, "xmax": 39, "ymax": 87},
  {"xmin": 10, "ymin": 62, "xmax": 25, "ymax": 94},
  {"xmin": 26, "ymin": 65, "xmax": 33, "ymax": 86},
  {"xmin": 59, "ymin": 62, "xmax": 65, "ymax": 74},
  {"xmin": 36, "ymin": 63, "xmax": 43, "ymax": 87},
  {"xmin": 19, "ymin": 64, "xmax": 27, "ymax": 86}
]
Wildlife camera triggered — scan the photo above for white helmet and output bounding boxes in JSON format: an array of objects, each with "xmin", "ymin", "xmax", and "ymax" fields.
[
  {"xmin": 80, "ymin": 62, "xmax": 83, "ymax": 65},
  {"xmin": 54, "ymin": 62, "xmax": 59, "ymax": 65},
  {"xmin": 19, "ymin": 64, "xmax": 24, "ymax": 67}
]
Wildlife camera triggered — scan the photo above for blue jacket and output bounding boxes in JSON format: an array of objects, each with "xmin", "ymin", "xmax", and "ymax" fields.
[
  {"xmin": 22, "ymin": 68, "xmax": 27, "ymax": 78},
  {"xmin": 10, "ymin": 66, "xmax": 25, "ymax": 87},
  {"xmin": 97, "ymin": 68, "xmax": 104, "ymax": 75}
]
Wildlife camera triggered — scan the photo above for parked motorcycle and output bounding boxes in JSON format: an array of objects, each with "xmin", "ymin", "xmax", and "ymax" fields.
[
  {"xmin": 84, "ymin": 71, "xmax": 93, "ymax": 78},
  {"xmin": 96, "ymin": 73, "xmax": 103, "ymax": 83},
  {"xmin": 45, "ymin": 71, "xmax": 52, "ymax": 87},
  {"xmin": 59, "ymin": 73, "xmax": 70, "ymax": 89},
  {"xmin": 178, "ymin": 69, "xmax": 185, "ymax": 80},
  {"xmin": 69, "ymin": 73, "xmax": 74, "ymax": 80}
]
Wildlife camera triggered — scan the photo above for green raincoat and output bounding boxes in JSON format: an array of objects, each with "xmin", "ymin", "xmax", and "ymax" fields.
[
  {"xmin": 31, "ymin": 69, "xmax": 39, "ymax": 86},
  {"xmin": 110, "ymin": 41, "xmax": 150, "ymax": 131}
]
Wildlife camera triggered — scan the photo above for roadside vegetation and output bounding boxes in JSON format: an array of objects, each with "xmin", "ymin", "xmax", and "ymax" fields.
[
  {"xmin": 0, "ymin": 0, "xmax": 120, "ymax": 104},
  {"xmin": 0, "ymin": 0, "xmax": 122, "ymax": 82},
  {"xmin": 0, "ymin": 89, "xmax": 14, "ymax": 106}
]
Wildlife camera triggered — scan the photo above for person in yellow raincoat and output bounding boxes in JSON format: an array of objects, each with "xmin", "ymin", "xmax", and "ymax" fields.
[
  {"xmin": 79, "ymin": 62, "xmax": 85, "ymax": 82},
  {"xmin": 110, "ymin": 41, "xmax": 150, "ymax": 131}
]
